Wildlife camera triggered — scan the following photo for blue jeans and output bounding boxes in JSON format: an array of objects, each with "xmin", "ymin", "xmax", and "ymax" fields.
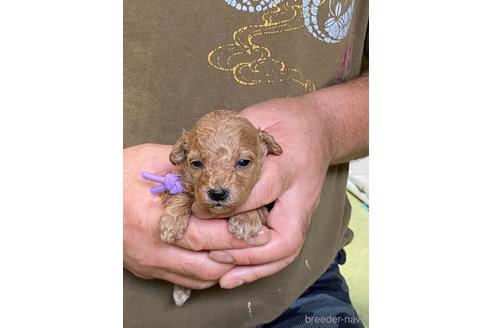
[{"xmin": 258, "ymin": 250, "xmax": 364, "ymax": 328}]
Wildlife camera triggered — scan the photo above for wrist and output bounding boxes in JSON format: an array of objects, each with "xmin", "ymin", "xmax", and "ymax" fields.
[
  {"xmin": 301, "ymin": 76, "xmax": 369, "ymax": 164},
  {"xmin": 299, "ymin": 91, "xmax": 339, "ymax": 164}
]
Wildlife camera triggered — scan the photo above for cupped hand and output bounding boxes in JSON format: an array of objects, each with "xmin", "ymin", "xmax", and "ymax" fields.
[
  {"xmin": 124, "ymin": 144, "xmax": 269, "ymax": 289},
  {"xmin": 201, "ymin": 95, "xmax": 334, "ymax": 289}
]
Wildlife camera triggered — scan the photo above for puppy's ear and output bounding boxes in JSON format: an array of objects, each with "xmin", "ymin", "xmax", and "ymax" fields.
[
  {"xmin": 170, "ymin": 130, "xmax": 190, "ymax": 165},
  {"xmin": 259, "ymin": 129, "xmax": 282, "ymax": 155}
]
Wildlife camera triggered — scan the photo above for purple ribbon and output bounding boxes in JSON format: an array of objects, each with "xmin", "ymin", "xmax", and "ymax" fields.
[{"xmin": 140, "ymin": 172, "xmax": 184, "ymax": 196}]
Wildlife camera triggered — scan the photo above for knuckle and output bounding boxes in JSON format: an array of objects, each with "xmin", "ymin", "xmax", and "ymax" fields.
[
  {"xmin": 197, "ymin": 266, "xmax": 224, "ymax": 281},
  {"xmin": 286, "ymin": 251, "xmax": 300, "ymax": 265},
  {"xmin": 278, "ymin": 235, "xmax": 300, "ymax": 256},
  {"xmin": 133, "ymin": 272, "xmax": 154, "ymax": 280},
  {"xmin": 248, "ymin": 270, "xmax": 263, "ymax": 283},
  {"xmin": 180, "ymin": 261, "xmax": 202, "ymax": 279},
  {"xmin": 181, "ymin": 260, "xmax": 225, "ymax": 281},
  {"xmin": 275, "ymin": 254, "xmax": 299, "ymax": 274},
  {"xmin": 297, "ymin": 216, "xmax": 310, "ymax": 244},
  {"xmin": 226, "ymin": 233, "xmax": 237, "ymax": 248},
  {"xmin": 190, "ymin": 280, "xmax": 217, "ymax": 290},
  {"xmin": 184, "ymin": 230, "xmax": 203, "ymax": 251},
  {"xmin": 125, "ymin": 248, "xmax": 153, "ymax": 267},
  {"xmin": 293, "ymin": 230, "xmax": 306, "ymax": 250},
  {"xmin": 241, "ymin": 251, "xmax": 255, "ymax": 265},
  {"xmin": 203, "ymin": 229, "xmax": 215, "ymax": 250},
  {"xmin": 124, "ymin": 261, "xmax": 153, "ymax": 280},
  {"xmin": 140, "ymin": 256, "xmax": 155, "ymax": 268}
]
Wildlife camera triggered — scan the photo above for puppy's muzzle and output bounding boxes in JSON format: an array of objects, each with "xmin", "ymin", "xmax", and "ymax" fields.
[{"xmin": 207, "ymin": 188, "xmax": 229, "ymax": 201}]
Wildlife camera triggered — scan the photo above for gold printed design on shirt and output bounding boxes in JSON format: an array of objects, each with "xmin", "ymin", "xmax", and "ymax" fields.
[{"xmin": 208, "ymin": 0, "xmax": 315, "ymax": 92}]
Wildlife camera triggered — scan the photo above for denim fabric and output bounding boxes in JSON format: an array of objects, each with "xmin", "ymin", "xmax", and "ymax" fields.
[{"xmin": 258, "ymin": 250, "xmax": 364, "ymax": 328}]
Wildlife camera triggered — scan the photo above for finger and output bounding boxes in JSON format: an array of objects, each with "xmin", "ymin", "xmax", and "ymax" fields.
[
  {"xmin": 219, "ymin": 253, "xmax": 299, "ymax": 289},
  {"xmin": 126, "ymin": 265, "xmax": 217, "ymax": 290},
  {"xmin": 208, "ymin": 194, "xmax": 307, "ymax": 266},
  {"xmin": 124, "ymin": 254, "xmax": 218, "ymax": 290},
  {"xmin": 173, "ymin": 216, "xmax": 271, "ymax": 251},
  {"xmin": 153, "ymin": 271, "xmax": 217, "ymax": 290},
  {"xmin": 153, "ymin": 243, "xmax": 235, "ymax": 282},
  {"xmin": 234, "ymin": 157, "xmax": 290, "ymax": 215},
  {"xmin": 208, "ymin": 230, "xmax": 291, "ymax": 266}
]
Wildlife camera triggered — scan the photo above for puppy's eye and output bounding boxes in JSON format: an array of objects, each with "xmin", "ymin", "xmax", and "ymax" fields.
[
  {"xmin": 190, "ymin": 160, "xmax": 204, "ymax": 168},
  {"xmin": 237, "ymin": 159, "xmax": 251, "ymax": 167}
]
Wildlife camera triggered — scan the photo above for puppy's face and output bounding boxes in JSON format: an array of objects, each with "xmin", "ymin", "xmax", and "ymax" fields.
[{"xmin": 170, "ymin": 110, "xmax": 282, "ymax": 215}]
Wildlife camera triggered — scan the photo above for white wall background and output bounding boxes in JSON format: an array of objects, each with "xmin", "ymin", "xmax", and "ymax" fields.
[{"xmin": 348, "ymin": 156, "xmax": 369, "ymax": 203}]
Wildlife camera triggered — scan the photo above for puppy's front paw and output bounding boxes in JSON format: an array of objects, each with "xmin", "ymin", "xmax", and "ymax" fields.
[
  {"xmin": 158, "ymin": 215, "xmax": 188, "ymax": 243},
  {"xmin": 228, "ymin": 212, "xmax": 263, "ymax": 240}
]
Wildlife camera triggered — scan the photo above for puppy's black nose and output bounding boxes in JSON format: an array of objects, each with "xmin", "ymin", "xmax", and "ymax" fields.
[{"xmin": 208, "ymin": 188, "xmax": 229, "ymax": 201}]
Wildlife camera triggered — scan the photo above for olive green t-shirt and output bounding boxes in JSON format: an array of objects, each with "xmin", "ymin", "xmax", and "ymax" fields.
[{"xmin": 124, "ymin": 0, "xmax": 368, "ymax": 327}]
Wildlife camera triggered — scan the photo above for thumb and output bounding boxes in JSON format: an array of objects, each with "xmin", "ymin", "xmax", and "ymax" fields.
[{"xmin": 231, "ymin": 157, "xmax": 289, "ymax": 215}]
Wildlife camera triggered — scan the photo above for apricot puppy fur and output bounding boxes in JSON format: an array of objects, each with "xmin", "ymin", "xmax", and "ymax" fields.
[{"xmin": 157, "ymin": 110, "xmax": 282, "ymax": 306}]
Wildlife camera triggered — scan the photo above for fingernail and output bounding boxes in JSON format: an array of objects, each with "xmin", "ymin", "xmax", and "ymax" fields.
[
  {"xmin": 209, "ymin": 251, "xmax": 234, "ymax": 264},
  {"xmin": 221, "ymin": 279, "xmax": 245, "ymax": 289},
  {"xmin": 246, "ymin": 227, "xmax": 270, "ymax": 246}
]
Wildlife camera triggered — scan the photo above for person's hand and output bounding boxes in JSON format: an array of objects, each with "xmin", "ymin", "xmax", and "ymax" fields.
[
  {"xmin": 188, "ymin": 95, "xmax": 334, "ymax": 289},
  {"xmin": 202, "ymin": 76, "xmax": 368, "ymax": 288},
  {"xmin": 124, "ymin": 143, "xmax": 273, "ymax": 288},
  {"xmin": 124, "ymin": 144, "xmax": 247, "ymax": 289}
]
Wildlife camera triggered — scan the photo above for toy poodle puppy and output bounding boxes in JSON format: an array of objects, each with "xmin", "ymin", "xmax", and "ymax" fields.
[{"xmin": 156, "ymin": 110, "xmax": 282, "ymax": 306}]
